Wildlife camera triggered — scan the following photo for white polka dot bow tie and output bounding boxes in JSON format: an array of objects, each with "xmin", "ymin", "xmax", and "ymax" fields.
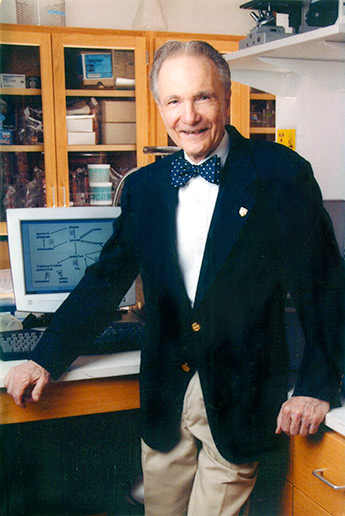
[{"xmin": 170, "ymin": 155, "xmax": 222, "ymax": 188}]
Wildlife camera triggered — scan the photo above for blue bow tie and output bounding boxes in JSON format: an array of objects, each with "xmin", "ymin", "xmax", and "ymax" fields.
[{"xmin": 170, "ymin": 155, "xmax": 222, "ymax": 188}]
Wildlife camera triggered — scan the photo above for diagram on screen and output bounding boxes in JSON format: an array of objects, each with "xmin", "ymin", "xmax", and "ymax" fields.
[{"xmin": 23, "ymin": 219, "xmax": 114, "ymax": 293}]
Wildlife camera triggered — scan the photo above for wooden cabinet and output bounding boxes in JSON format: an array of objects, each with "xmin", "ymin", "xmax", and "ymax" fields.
[
  {"xmin": 277, "ymin": 430, "xmax": 345, "ymax": 516},
  {"xmin": 293, "ymin": 488, "xmax": 333, "ymax": 516},
  {"xmin": 0, "ymin": 24, "xmax": 150, "ymax": 215},
  {"xmin": 51, "ymin": 31, "xmax": 150, "ymax": 207},
  {"xmin": 292, "ymin": 431, "xmax": 345, "ymax": 516},
  {"xmin": 0, "ymin": 28, "xmax": 57, "ymax": 224},
  {"xmin": 249, "ymin": 89, "xmax": 275, "ymax": 141},
  {"xmin": 0, "ymin": 25, "xmax": 251, "ymax": 218}
]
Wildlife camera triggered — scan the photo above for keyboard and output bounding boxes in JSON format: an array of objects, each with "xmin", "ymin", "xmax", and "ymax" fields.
[
  {"xmin": 0, "ymin": 328, "xmax": 45, "ymax": 361},
  {"xmin": 0, "ymin": 321, "xmax": 144, "ymax": 362}
]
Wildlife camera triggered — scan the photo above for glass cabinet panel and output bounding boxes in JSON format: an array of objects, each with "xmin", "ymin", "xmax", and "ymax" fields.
[
  {"xmin": 52, "ymin": 33, "xmax": 149, "ymax": 207},
  {"xmin": 0, "ymin": 31, "xmax": 57, "ymax": 226},
  {"xmin": 250, "ymin": 88, "xmax": 276, "ymax": 141}
]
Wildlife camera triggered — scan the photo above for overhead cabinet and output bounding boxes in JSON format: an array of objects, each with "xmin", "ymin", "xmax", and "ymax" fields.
[
  {"xmin": 0, "ymin": 29, "xmax": 57, "ymax": 222},
  {"xmin": 0, "ymin": 25, "xmax": 250, "ymax": 219},
  {"xmin": 0, "ymin": 25, "xmax": 150, "ymax": 215}
]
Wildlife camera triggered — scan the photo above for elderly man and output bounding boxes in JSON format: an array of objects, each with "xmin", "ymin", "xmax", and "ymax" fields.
[{"xmin": 5, "ymin": 41, "xmax": 344, "ymax": 516}]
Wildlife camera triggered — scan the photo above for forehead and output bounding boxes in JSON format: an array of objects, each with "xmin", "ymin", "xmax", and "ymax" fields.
[{"xmin": 157, "ymin": 54, "xmax": 223, "ymax": 98}]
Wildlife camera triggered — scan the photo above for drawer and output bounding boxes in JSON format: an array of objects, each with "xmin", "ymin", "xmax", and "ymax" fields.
[
  {"xmin": 294, "ymin": 487, "xmax": 331, "ymax": 516},
  {"xmin": 293, "ymin": 432, "xmax": 345, "ymax": 516}
]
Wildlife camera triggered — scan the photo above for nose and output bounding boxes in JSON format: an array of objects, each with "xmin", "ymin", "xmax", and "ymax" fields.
[{"xmin": 181, "ymin": 100, "xmax": 200, "ymax": 125}]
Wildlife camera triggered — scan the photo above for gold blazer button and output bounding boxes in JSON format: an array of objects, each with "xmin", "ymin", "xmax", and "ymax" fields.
[
  {"xmin": 191, "ymin": 322, "xmax": 201, "ymax": 332},
  {"xmin": 182, "ymin": 363, "xmax": 190, "ymax": 372}
]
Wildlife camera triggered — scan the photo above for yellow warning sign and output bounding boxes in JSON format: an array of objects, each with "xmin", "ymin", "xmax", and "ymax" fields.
[{"xmin": 277, "ymin": 129, "xmax": 296, "ymax": 150}]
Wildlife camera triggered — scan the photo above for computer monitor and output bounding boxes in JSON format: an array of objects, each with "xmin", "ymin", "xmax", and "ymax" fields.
[
  {"xmin": 6, "ymin": 206, "xmax": 136, "ymax": 313},
  {"xmin": 79, "ymin": 51, "xmax": 115, "ymax": 87}
]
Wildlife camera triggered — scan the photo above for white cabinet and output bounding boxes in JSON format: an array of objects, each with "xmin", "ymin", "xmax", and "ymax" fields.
[{"xmin": 224, "ymin": 19, "xmax": 345, "ymax": 200}]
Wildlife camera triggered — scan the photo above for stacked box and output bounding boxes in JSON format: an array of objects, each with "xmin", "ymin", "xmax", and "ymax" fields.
[
  {"xmin": 67, "ymin": 131, "xmax": 96, "ymax": 145},
  {"xmin": 100, "ymin": 100, "xmax": 136, "ymax": 144},
  {"xmin": 0, "ymin": 73, "xmax": 25, "ymax": 88},
  {"xmin": 66, "ymin": 114, "xmax": 95, "ymax": 145}
]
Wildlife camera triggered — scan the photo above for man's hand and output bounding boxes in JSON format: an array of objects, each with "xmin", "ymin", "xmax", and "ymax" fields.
[
  {"xmin": 275, "ymin": 396, "xmax": 330, "ymax": 437},
  {"xmin": 4, "ymin": 360, "xmax": 50, "ymax": 409}
]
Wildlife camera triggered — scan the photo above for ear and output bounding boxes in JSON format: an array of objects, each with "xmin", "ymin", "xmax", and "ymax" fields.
[
  {"xmin": 157, "ymin": 102, "xmax": 167, "ymax": 125},
  {"xmin": 223, "ymin": 89, "xmax": 231, "ymax": 123},
  {"xmin": 225, "ymin": 89, "xmax": 231, "ymax": 112}
]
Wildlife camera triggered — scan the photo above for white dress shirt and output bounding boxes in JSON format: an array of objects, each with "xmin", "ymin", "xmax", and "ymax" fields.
[{"xmin": 176, "ymin": 132, "xmax": 230, "ymax": 307}]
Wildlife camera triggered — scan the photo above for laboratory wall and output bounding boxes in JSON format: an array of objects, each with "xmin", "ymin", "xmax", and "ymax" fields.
[{"xmin": 0, "ymin": 0, "xmax": 254, "ymax": 35}]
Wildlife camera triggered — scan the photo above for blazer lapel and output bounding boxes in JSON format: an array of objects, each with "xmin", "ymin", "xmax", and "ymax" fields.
[
  {"xmin": 194, "ymin": 132, "xmax": 259, "ymax": 310},
  {"xmin": 150, "ymin": 152, "xmax": 193, "ymax": 310}
]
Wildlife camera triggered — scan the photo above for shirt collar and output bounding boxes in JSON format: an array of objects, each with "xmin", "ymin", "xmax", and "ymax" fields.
[{"xmin": 183, "ymin": 131, "xmax": 230, "ymax": 169}]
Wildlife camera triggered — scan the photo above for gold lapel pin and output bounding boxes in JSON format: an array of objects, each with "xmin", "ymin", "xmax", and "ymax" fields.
[{"xmin": 239, "ymin": 207, "xmax": 248, "ymax": 217}]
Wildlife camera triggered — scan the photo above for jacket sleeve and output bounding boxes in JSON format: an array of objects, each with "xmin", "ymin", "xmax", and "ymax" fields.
[
  {"xmin": 30, "ymin": 178, "xmax": 140, "ymax": 379},
  {"xmin": 278, "ymin": 157, "xmax": 345, "ymax": 406}
]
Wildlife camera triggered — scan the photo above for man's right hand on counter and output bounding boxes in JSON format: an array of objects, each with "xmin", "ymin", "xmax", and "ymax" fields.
[{"xmin": 4, "ymin": 360, "xmax": 50, "ymax": 409}]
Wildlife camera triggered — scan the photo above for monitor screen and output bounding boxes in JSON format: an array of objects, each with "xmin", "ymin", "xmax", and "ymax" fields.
[
  {"xmin": 82, "ymin": 52, "xmax": 113, "ymax": 80},
  {"xmin": 6, "ymin": 207, "xmax": 136, "ymax": 313}
]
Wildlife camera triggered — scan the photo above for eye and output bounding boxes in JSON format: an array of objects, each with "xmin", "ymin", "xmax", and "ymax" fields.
[
  {"xmin": 166, "ymin": 98, "xmax": 180, "ymax": 106},
  {"xmin": 195, "ymin": 93, "xmax": 212, "ymax": 103}
]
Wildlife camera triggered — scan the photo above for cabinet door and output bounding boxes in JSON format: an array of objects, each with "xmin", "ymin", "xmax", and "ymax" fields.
[
  {"xmin": 0, "ymin": 29, "xmax": 57, "ymax": 226},
  {"xmin": 294, "ymin": 488, "xmax": 332, "ymax": 516},
  {"xmin": 293, "ymin": 432, "xmax": 345, "ymax": 516},
  {"xmin": 51, "ymin": 32, "xmax": 150, "ymax": 207},
  {"xmin": 150, "ymin": 35, "xmax": 250, "ymax": 151}
]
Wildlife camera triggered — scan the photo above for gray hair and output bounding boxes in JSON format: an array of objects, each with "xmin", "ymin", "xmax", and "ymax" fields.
[{"xmin": 149, "ymin": 40, "xmax": 231, "ymax": 103}]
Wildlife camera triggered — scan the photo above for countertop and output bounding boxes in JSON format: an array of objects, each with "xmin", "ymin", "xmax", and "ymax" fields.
[
  {"xmin": 0, "ymin": 351, "xmax": 141, "ymax": 388},
  {"xmin": 1, "ymin": 352, "xmax": 344, "ymax": 437}
]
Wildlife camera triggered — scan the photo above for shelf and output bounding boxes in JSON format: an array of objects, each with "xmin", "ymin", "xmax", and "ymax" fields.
[
  {"xmin": 67, "ymin": 144, "xmax": 136, "ymax": 152},
  {"xmin": 250, "ymin": 127, "xmax": 275, "ymax": 134},
  {"xmin": 0, "ymin": 145, "xmax": 44, "ymax": 152},
  {"xmin": 66, "ymin": 89, "xmax": 135, "ymax": 98},
  {"xmin": 0, "ymin": 222, "xmax": 7, "ymax": 237},
  {"xmin": 0, "ymin": 88, "xmax": 41, "ymax": 96},
  {"xmin": 225, "ymin": 22, "xmax": 345, "ymax": 95},
  {"xmin": 250, "ymin": 93, "xmax": 275, "ymax": 100}
]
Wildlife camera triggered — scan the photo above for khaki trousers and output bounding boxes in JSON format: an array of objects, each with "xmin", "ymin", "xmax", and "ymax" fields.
[{"xmin": 141, "ymin": 372, "xmax": 258, "ymax": 516}]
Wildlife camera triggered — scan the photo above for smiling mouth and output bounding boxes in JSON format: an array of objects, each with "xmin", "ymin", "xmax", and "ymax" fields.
[{"xmin": 181, "ymin": 128, "xmax": 208, "ymax": 135}]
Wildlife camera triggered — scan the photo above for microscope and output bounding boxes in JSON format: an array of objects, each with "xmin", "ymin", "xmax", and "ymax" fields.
[
  {"xmin": 238, "ymin": 0, "xmax": 339, "ymax": 49},
  {"xmin": 238, "ymin": 1, "xmax": 302, "ymax": 49}
]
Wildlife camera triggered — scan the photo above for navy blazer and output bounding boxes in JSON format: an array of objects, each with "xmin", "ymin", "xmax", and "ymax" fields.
[{"xmin": 32, "ymin": 126, "xmax": 344, "ymax": 463}]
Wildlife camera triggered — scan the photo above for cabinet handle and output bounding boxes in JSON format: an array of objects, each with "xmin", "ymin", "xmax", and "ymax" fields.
[
  {"xmin": 51, "ymin": 186, "xmax": 56, "ymax": 207},
  {"xmin": 62, "ymin": 186, "xmax": 67, "ymax": 207},
  {"xmin": 313, "ymin": 469, "xmax": 345, "ymax": 490}
]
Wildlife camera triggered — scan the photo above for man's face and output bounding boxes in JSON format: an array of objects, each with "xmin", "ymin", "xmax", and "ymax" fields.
[{"xmin": 157, "ymin": 55, "xmax": 230, "ymax": 163}]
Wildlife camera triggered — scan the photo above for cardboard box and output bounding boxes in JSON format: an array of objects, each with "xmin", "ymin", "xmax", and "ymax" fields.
[
  {"xmin": 0, "ymin": 74, "xmax": 25, "ymax": 88},
  {"xmin": 101, "ymin": 122, "xmax": 136, "ymax": 144},
  {"xmin": 68, "ymin": 131, "xmax": 96, "ymax": 145},
  {"xmin": 101, "ymin": 100, "xmax": 136, "ymax": 123},
  {"xmin": 66, "ymin": 115, "xmax": 94, "ymax": 133},
  {"xmin": 113, "ymin": 50, "xmax": 135, "ymax": 80}
]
